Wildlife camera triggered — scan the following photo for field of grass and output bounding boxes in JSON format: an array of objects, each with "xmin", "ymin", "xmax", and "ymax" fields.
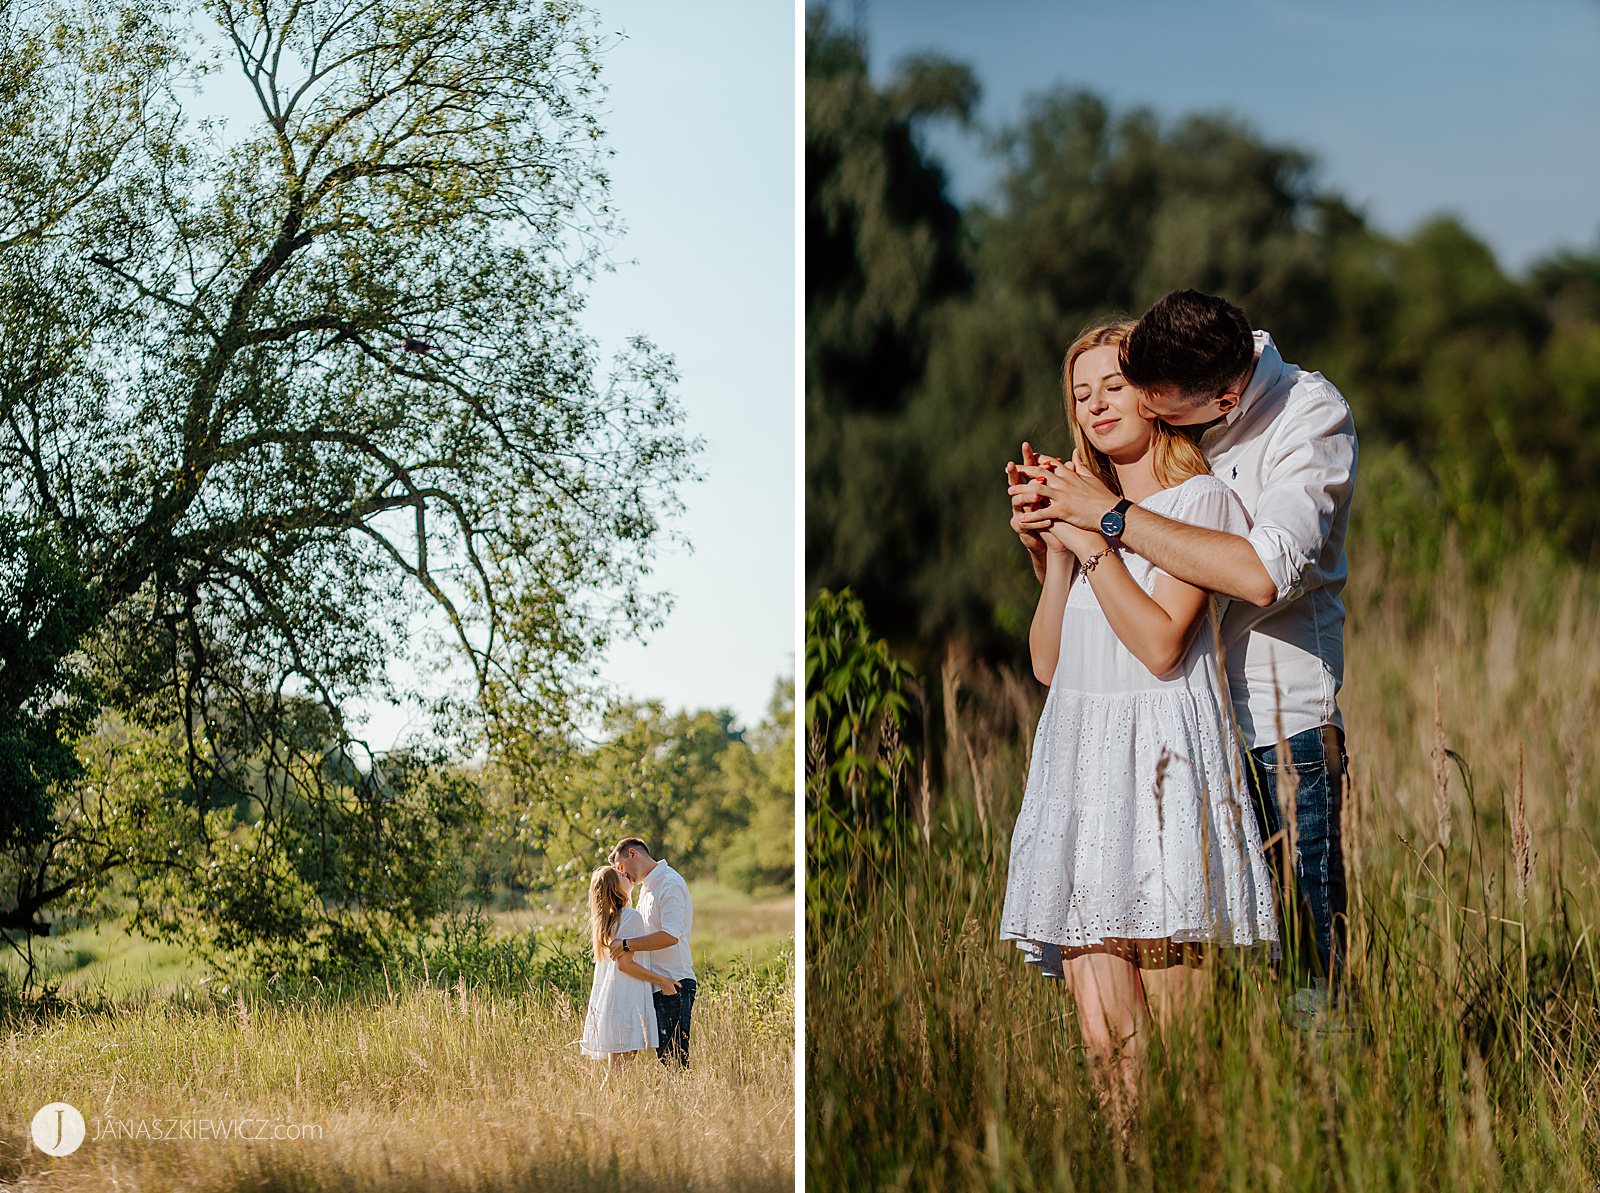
[
  {"xmin": 1, "ymin": 888, "xmax": 794, "ymax": 1191},
  {"xmin": 807, "ymin": 551, "xmax": 1600, "ymax": 1190}
]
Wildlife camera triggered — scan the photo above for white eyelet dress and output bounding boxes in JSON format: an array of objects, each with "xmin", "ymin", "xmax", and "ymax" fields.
[
  {"xmin": 579, "ymin": 906, "xmax": 660, "ymax": 1056},
  {"xmin": 999, "ymin": 474, "xmax": 1278, "ymax": 975}
]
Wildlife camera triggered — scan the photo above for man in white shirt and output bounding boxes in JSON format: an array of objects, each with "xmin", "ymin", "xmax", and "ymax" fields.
[
  {"xmin": 607, "ymin": 836, "xmax": 698, "ymax": 1065},
  {"xmin": 1009, "ymin": 290, "xmax": 1356, "ymax": 1001}
]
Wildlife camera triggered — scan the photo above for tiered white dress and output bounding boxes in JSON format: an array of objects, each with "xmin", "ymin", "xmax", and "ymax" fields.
[
  {"xmin": 579, "ymin": 907, "xmax": 659, "ymax": 1057},
  {"xmin": 999, "ymin": 474, "xmax": 1278, "ymax": 975}
]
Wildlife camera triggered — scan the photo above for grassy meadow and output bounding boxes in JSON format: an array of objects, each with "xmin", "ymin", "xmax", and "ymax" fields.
[
  {"xmin": 1, "ymin": 887, "xmax": 794, "ymax": 1192},
  {"xmin": 807, "ymin": 548, "xmax": 1600, "ymax": 1190}
]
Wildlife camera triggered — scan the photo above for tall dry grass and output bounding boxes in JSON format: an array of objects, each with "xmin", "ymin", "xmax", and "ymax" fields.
[
  {"xmin": 807, "ymin": 547, "xmax": 1600, "ymax": 1190},
  {"xmin": 1, "ymin": 964, "xmax": 793, "ymax": 1190}
]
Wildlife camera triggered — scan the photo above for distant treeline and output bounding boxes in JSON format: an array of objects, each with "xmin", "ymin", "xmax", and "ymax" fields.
[
  {"xmin": 806, "ymin": 10, "xmax": 1600, "ymax": 674},
  {"xmin": 475, "ymin": 679, "xmax": 796, "ymax": 904}
]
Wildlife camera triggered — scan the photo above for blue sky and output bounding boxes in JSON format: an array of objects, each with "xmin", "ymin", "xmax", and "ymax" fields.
[
  {"xmin": 836, "ymin": 0, "xmax": 1600, "ymax": 273},
  {"xmin": 580, "ymin": 0, "xmax": 795, "ymax": 733}
]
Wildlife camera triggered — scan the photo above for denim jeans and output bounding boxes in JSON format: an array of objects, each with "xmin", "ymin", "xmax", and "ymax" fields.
[
  {"xmin": 1245, "ymin": 726, "xmax": 1348, "ymax": 988},
  {"xmin": 653, "ymin": 977, "xmax": 697, "ymax": 1067}
]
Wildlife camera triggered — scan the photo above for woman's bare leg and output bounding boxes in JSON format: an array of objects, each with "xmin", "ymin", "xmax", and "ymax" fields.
[
  {"xmin": 605, "ymin": 1050, "xmax": 639, "ymax": 1073},
  {"xmin": 1139, "ymin": 952, "xmax": 1211, "ymax": 1035},
  {"xmin": 1063, "ymin": 951, "xmax": 1148, "ymax": 1141}
]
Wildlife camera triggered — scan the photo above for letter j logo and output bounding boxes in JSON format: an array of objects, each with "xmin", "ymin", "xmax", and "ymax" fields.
[{"xmin": 31, "ymin": 1102, "xmax": 86, "ymax": 1156}]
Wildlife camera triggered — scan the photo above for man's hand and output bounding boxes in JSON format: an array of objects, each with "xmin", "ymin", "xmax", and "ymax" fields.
[
  {"xmin": 606, "ymin": 939, "xmax": 628, "ymax": 962},
  {"xmin": 1012, "ymin": 450, "xmax": 1119, "ymax": 532}
]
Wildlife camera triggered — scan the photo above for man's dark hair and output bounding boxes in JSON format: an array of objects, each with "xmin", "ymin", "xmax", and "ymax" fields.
[
  {"xmin": 1120, "ymin": 289, "xmax": 1254, "ymax": 403},
  {"xmin": 610, "ymin": 837, "xmax": 652, "ymax": 862}
]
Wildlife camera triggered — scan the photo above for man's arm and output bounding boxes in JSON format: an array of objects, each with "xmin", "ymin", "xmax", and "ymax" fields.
[
  {"xmin": 606, "ymin": 927, "xmax": 677, "ymax": 960},
  {"xmin": 1013, "ymin": 462, "xmax": 1276, "ymax": 607},
  {"xmin": 1019, "ymin": 386, "xmax": 1357, "ymax": 609},
  {"xmin": 1123, "ymin": 394, "xmax": 1358, "ymax": 609},
  {"xmin": 654, "ymin": 884, "xmax": 690, "ymax": 947},
  {"xmin": 1117, "ymin": 508, "xmax": 1277, "ymax": 608},
  {"xmin": 1232, "ymin": 399, "xmax": 1357, "ymax": 608}
]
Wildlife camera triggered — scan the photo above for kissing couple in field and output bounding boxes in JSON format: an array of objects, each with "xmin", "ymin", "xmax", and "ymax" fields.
[
  {"xmin": 997, "ymin": 290, "xmax": 1358, "ymax": 1129},
  {"xmin": 579, "ymin": 837, "xmax": 698, "ymax": 1069}
]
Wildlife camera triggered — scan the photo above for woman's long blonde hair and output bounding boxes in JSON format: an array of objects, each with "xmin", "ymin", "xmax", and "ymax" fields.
[
  {"xmin": 589, "ymin": 866, "xmax": 629, "ymax": 961},
  {"xmin": 1061, "ymin": 321, "xmax": 1209, "ymax": 496}
]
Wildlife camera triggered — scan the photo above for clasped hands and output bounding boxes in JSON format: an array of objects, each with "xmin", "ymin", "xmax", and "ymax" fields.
[{"xmin": 1005, "ymin": 440, "xmax": 1119, "ymax": 561}]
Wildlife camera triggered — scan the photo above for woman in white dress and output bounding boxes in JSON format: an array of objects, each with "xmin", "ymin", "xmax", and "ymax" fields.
[
  {"xmin": 580, "ymin": 866, "xmax": 680, "ymax": 1065},
  {"xmin": 1001, "ymin": 321, "xmax": 1277, "ymax": 1126}
]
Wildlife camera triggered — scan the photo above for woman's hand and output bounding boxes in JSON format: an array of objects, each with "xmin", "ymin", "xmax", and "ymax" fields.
[
  {"xmin": 1013, "ymin": 452, "xmax": 1120, "ymax": 534},
  {"xmin": 1006, "ymin": 460, "xmax": 1054, "ymax": 554},
  {"xmin": 1011, "ymin": 459, "xmax": 1106, "ymax": 559},
  {"xmin": 615, "ymin": 950, "xmax": 681, "ymax": 995},
  {"xmin": 1045, "ymin": 516, "xmax": 1105, "ymax": 561},
  {"xmin": 1006, "ymin": 442, "xmax": 1066, "ymax": 556}
]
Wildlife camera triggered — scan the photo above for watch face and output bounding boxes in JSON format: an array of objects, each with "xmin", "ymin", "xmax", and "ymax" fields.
[{"xmin": 1099, "ymin": 510, "xmax": 1125, "ymax": 537}]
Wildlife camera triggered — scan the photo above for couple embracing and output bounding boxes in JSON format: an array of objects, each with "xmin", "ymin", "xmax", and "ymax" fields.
[
  {"xmin": 999, "ymin": 290, "xmax": 1356, "ymax": 1122},
  {"xmin": 579, "ymin": 837, "xmax": 698, "ymax": 1069}
]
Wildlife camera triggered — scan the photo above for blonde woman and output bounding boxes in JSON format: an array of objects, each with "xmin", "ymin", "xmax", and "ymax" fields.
[
  {"xmin": 999, "ymin": 321, "xmax": 1277, "ymax": 1130},
  {"xmin": 579, "ymin": 866, "xmax": 679, "ymax": 1065}
]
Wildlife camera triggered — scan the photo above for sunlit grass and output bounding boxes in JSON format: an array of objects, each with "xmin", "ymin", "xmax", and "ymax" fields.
[
  {"xmin": 0, "ymin": 920, "xmax": 208, "ymax": 1000},
  {"xmin": 1, "ymin": 892, "xmax": 795, "ymax": 1191},
  {"xmin": 806, "ymin": 549, "xmax": 1600, "ymax": 1190}
]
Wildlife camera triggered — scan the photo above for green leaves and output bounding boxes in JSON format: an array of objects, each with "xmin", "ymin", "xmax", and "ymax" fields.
[
  {"xmin": 805, "ymin": 588, "xmax": 916, "ymax": 826},
  {"xmin": 0, "ymin": 518, "xmax": 100, "ymax": 856},
  {"xmin": 0, "ymin": 0, "xmax": 696, "ymax": 970},
  {"xmin": 490, "ymin": 678, "xmax": 796, "ymax": 900},
  {"xmin": 805, "ymin": 18, "xmax": 1600, "ymax": 668}
]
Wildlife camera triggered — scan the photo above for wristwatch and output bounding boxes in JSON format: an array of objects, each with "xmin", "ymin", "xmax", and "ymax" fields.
[
  {"xmin": 1099, "ymin": 498, "xmax": 1133, "ymax": 539},
  {"xmin": 622, "ymin": 939, "xmax": 631, "ymax": 953}
]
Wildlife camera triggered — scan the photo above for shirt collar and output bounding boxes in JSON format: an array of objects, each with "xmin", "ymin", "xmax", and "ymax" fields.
[
  {"xmin": 1233, "ymin": 331, "xmax": 1284, "ymax": 423},
  {"xmin": 1206, "ymin": 330, "xmax": 1283, "ymax": 439},
  {"xmin": 640, "ymin": 860, "xmax": 670, "ymax": 890}
]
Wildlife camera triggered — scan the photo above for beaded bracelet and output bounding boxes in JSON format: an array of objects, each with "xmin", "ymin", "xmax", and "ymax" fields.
[{"xmin": 1081, "ymin": 546, "xmax": 1116, "ymax": 574}]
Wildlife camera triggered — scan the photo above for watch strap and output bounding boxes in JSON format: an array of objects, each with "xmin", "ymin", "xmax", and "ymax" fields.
[{"xmin": 1101, "ymin": 497, "xmax": 1133, "ymax": 539}]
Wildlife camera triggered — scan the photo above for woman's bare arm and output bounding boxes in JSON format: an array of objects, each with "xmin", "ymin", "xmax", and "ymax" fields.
[
  {"xmin": 1081, "ymin": 553, "xmax": 1211, "ymax": 677},
  {"xmin": 616, "ymin": 953, "xmax": 678, "ymax": 993},
  {"xmin": 1029, "ymin": 544, "xmax": 1077, "ymax": 684}
]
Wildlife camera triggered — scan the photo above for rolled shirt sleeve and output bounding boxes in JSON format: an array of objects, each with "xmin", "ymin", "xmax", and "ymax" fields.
[{"xmin": 1246, "ymin": 389, "xmax": 1357, "ymax": 605}]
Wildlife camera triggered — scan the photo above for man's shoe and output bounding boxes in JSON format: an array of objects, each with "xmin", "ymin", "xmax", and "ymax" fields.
[{"xmin": 1283, "ymin": 983, "xmax": 1357, "ymax": 1037}]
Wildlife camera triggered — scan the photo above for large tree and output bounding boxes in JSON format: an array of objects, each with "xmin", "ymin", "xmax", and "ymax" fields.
[{"xmin": 0, "ymin": 0, "xmax": 695, "ymax": 973}]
